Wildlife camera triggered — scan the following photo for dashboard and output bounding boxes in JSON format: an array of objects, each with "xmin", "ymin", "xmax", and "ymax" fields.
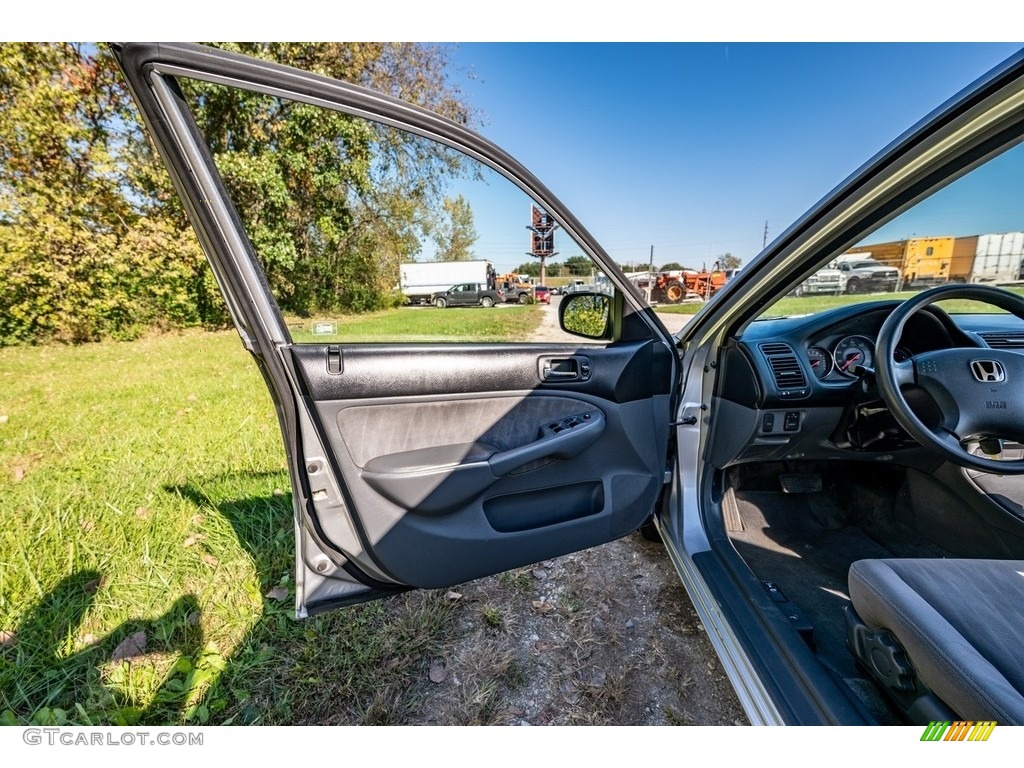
[{"xmin": 708, "ymin": 299, "xmax": 1024, "ymax": 467}]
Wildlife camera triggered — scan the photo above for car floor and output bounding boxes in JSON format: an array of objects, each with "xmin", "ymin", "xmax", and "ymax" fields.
[{"xmin": 723, "ymin": 464, "xmax": 950, "ymax": 723}]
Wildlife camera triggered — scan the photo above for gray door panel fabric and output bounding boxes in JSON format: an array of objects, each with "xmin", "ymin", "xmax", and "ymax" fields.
[{"xmin": 291, "ymin": 344, "xmax": 672, "ymax": 589}]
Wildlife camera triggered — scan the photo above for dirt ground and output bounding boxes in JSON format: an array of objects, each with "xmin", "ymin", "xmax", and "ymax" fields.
[
  {"xmin": 397, "ymin": 302, "xmax": 742, "ymax": 725},
  {"xmin": 409, "ymin": 532, "xmax": 748, "ymax": 726}
]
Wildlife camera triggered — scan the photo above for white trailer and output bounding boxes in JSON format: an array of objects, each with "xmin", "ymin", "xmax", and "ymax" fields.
[
  {"xmin": 399, "ymin": 260, "xmax": 496, "ymax": 304},
  {"xmin": 970, "ymin": 232, "xmax": 1024, "ymax": 285}
]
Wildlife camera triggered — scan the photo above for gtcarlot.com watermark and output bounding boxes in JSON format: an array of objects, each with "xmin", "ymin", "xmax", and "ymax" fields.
[{"xmin": 23, "ymin": 728, "xmax": 203, "ymax": 747}]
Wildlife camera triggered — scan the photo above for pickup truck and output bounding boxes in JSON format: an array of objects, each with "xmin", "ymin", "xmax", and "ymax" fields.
[
  {"xmin": 833, "ymin": 257, "xmax": 900, "ymax": 294},
  {"xmin": 430, "ymin": 283, "xmax": 505, "ymax": 308},
  {"xmin": 794, "ymin": 267, "xmax": 847, "ymax": 295}
]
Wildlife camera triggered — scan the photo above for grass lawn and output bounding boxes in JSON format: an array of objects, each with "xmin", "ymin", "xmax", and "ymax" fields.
[
  {"xmin": 0, "ymin": 304, "xmax": 542, "ymax": 726},
  {"xmin": 653, "ymin": 286, "xmax": 1024, "ymax": 317},
  {"xmin": 288, "ymin": 304, "xmax": 539, "ymax": 343}
]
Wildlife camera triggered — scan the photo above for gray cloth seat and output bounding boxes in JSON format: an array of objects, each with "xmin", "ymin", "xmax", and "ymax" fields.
[{"xmin": 848, "ymin": 558, "xmax": 1024, "ymax": 724}]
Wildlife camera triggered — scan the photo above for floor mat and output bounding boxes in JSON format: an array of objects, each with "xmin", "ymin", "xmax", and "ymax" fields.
[{"xmin": 729, "ymin": 490, "xmax": 892, "ymax": 681}]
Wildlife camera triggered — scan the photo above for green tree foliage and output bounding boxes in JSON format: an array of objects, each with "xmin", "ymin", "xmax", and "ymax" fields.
[
  {"xmin": 176, "ymin": 42, "xmax": 476, "ymax": 316},
  {"xmin": 660, "ymin": 262, "xmax": 685, "ymax": 271},
  {"xmin": 0, "ymin": 42, "xmax": 476, "ymax": 344},
  {"xmin": 717, "ymin": 253, "xmax": 742, "ymax": 270},
  {"xmin": 0, "ymin": 43, "xmax": 210, "ymax": 344},
  {"xmin": 563, "ymin": 255, "xmax": 592, "ymax": 276},
  {"xmin": 432, "ymin": 194, "xmax": 478, "ymax": 262}
]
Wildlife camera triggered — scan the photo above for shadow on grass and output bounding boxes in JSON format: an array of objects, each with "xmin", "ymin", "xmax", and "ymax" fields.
[
  {"xmin": 162, "ymin": 477, "xmax": 458, "ymax": 725},
  {"xmin": 0, "ymin": 570, "xmax": 203, "ymax": 725}
]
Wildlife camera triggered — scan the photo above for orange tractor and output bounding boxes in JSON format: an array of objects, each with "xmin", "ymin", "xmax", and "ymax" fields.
[{"xmin": 636, "ymin": 269, "xmax": 728, "ymax": 304}]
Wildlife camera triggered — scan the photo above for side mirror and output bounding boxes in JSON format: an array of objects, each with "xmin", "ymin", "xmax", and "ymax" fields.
[{"xmin": 559, "ymin": 292, "xmax": 611, "ymax": 340}]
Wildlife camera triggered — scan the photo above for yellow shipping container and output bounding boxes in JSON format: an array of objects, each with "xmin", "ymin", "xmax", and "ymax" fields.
[
  {"xmin": 903, "ymin": 237, "xmax": 955, "ymax": 286},
  {"xmin": 950, "ymin": 236, "xmax": 978, "ymax": 282}
]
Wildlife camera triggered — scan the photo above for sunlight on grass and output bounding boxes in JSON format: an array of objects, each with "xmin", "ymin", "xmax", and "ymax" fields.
[
  {"xmin": 287, "ymin": 305, "xmax": 542, "ymax": 343},
  {"xmin": 0, "ymin": 319, "xmax": 515, "ymax": 725}
]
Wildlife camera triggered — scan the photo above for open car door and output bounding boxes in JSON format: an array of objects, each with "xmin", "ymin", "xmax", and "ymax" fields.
[{"xmin": 114, "ymin": 43, "xmax": 679, "ymax": 616}]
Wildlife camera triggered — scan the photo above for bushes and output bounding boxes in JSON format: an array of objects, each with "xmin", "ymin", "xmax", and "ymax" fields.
[{"xmin": 0, "ymin": 43, "xmax": 475, "ymax": 346}]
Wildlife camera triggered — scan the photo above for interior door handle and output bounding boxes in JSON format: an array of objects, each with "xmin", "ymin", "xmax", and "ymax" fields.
[
  {"xmin": 539, "ymin": 355, "xmax": 591, "ymax": 382},
  {"xmin": 543, "ymin": 368, "xmax": 578, "ymax": 379}
]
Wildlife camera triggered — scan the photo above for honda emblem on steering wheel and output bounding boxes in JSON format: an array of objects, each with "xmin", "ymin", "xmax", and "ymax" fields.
[{"xmin": 971, "ymin": 359, "xmax": 1006, "ymax": 383}]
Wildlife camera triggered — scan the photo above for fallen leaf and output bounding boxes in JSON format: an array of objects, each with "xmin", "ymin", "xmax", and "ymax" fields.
[
  {"xmin": 111, "ymin": 631, "xmax": 147, "ymax": 662},
  {"xmin": 11, "ymin": 466, "xmax": 25, "ymax": 482},
  {"xmin": 187, "ymin": 394, "xmax": 198, "ymax": 402},
  {"xmin": 0, "ymin": 414, "xmax": 8, "ymax": 424},
  {"xmin": 134, "ymin": 507, "xmax": 151, "ymax": 519},
  {"xmin": 533, "ymin": 641, "xmax": 558, "ymax": 653},
  {"xmin": 265, "ymin": 586, "xmax": 288, "ymax": 601},
  {"xmin": 445, "ymin": 591, "xmax": 463, "ymax": 601},
  {"xmin": 80, "ymin": 519, "xmax": 95, "ymax": 533},
  {"xmin": 80, "ymin": 633, "xmax": 97, "ymax": 646},
  {"xmin": 273, "ymin": 488, "xmax": 286, "ymax": 496},
  {"xmin": 531, "ymin": 600, "xmax": 554, "ymax": 614},
  {"xmin": 186, "ymin": 611, "xmax": 201, "ymax": 626},
  {"xmin": 531, "ymin": 568, "xmax": 548, "ymax": 580},
  {"xmin": 83, "ymin": 577, "xmax": 105, "ymax": 594},
  {"xmin": 183, "ymin": 534, "xmax": 204, "ymax": 548},
  {"xmin": 201, "ymin": 554, "xmax": 219, "ymax": 568},
  {"xmin": 428, "ymin": 660, "xmax": 447, "ymax": 683},
  {"xmin": 191, "ymin": 514, "xmax": 205, "ymax": 526},
  {"xmin": 0, "ymin": 630, "xmax": 16, "ymax": 648}
]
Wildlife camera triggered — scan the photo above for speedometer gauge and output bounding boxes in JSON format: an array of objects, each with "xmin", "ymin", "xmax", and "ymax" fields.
[
  {"xmin": 806, "ymin": 346, "xmax": 833, "ymax": 379},
  {"xmin": 834, "ymin": 335, "xmax": 874, "ymax": 377}
]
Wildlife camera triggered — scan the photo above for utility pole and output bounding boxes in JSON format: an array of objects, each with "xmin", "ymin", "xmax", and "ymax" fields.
[
  {"xmin": 646, "ymin": 245, "xmax": 655, "ymax": 303},
  {"xmin": 763, "ymin": 220, "xmax": 769, "ymax": 250},
  {"xmin": 527, "ymin": 205, "xmax": 558, "ymax": 286}
]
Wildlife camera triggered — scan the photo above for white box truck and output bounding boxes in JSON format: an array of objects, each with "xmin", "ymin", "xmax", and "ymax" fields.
[{"xmin": 399, "ymin": 260, "xmax": 497, "ymax": 304}]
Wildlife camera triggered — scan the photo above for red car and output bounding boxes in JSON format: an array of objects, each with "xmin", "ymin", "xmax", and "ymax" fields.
[{"xmin": 533, "ymin": 285, "xmax": 552, "ymax": 304}]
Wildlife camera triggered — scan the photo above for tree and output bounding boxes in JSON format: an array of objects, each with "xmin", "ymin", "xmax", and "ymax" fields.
[
  {"xmin": 0, "ymin": 43, "xmax": 209, "ymax": 344},
  {"xmin": 0, "ymin": 42, "xmax": 478, "ymax": 344},
  {"xmin": 432, "ymin": 195, "xmax": 477, "ymax": 262},
  {"xmin": 177, "ymin": 43, "xmax": 477, "ymax": 315},
  {"xmin": 563, "ymin": 255, "xmax": 592, "ymax": 277},
  {"xmin": 717, "ymin": 253, "xmax": 743, "ymax": 271},
  {"xmin": 660, "ymin": 262, "xmax": 685, "ymax": 271},
  {"xmin": 515, "ymin": 262, "xmax": 541, "ymax": 277}
]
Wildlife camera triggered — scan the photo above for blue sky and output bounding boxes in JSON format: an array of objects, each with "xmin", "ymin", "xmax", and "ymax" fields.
[{"xmin": 442, "ymin": 43, "xmax": 1023, "ymax": 272}]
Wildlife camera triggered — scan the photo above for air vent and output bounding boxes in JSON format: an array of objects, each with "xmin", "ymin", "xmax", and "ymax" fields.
[
  {"xmin": 759, "ymin": 342, "xmax": 794, "ymax": 356},
  {"xmin": 759, "ymin": 342, "xmax": 809, "ymax": 400},
  {"xmin": 979, "ymin": 332, "xmax": 1024, "ymax": 349}
]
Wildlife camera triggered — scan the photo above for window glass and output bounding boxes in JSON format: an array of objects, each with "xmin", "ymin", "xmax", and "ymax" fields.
[
  {"xmin": 181, "ymin": 79, "xmax": 611, "ymax": 344},
  {"xmin": 757, "ymin": 141, "xmax": 1024, "ymax": 319}
]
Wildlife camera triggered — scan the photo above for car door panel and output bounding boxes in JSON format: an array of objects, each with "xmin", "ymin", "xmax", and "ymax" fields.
[
  {"xmin": 114, "ymin": 43, "xmax": 680, "ymax": 615},
  {"xmin": 289, "ymin": 341, "xmax": 672, "ymax": 589}
]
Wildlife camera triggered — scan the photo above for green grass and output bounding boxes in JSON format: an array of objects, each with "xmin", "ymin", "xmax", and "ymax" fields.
[
  {"xmin": 653, "ymin": 286, "xmax": 1024, "ymax": 317},
  {"xmin": 2, "ymin": 321, "xmax": 551, "ymax": 725},
  {"xmin": 287, "ymin": 304, "xmax": 541, "ymax": 343}
]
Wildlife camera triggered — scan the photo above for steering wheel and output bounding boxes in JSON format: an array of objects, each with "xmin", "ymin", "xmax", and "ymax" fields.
[{"xmin": 876, "ymin": 284, "xmax": 1024, "ymax": 474}]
